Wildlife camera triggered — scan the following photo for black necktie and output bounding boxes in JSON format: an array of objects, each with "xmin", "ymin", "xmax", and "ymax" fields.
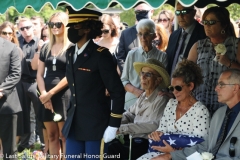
[
  {"xmin": 212, "ymin": 109, "xmax": 232, "ymax": 156},
  {"xmin": 171, "ymin": 30, "xmax": 188, "ymax": 74}
]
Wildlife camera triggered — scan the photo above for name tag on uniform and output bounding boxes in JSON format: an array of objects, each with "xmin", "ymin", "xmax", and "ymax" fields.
[{"xmin": 78, "ymin": 68, "xmax": 91, "ymax": 71}]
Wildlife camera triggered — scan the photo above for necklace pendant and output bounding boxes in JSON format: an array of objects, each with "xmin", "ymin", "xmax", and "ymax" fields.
[
  {"xmin": 52, "ymin": 57, "xmax": 56, "ymax": 64},
  {"xmin": 52, "ymin": 65, "xmax": 56, "ymax": 71}
]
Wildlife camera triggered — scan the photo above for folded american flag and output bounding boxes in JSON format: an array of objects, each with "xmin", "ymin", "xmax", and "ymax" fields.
[{"xmin": 148, "ymin": 133, "xmax": 204, "ymax": 152}]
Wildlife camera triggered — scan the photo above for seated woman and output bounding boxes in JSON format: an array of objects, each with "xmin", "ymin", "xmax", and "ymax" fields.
[
  {"xmin": 138, "ymin": 60, "xmax": 210, "ymax": 159},
  {"xmin": 108, "ymin": 58, "xmax": 170, "ymax": 159}
]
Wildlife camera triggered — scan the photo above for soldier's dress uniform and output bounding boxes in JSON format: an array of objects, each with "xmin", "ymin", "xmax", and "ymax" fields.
[{"xmin": 62, "ymin": 7, "xmax": 125, "ymax": 160}]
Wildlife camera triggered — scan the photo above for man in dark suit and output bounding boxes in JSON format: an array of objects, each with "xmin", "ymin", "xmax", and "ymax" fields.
[
  {"xmin": 166, "ymin": 3, "xmax": 206, "ymax": 75},
  {"xmin": 115, "ymin": 2, "xmax": 154, "ymax": 73},
  {"xmin": 60, "ymin": 7, "xmax": 125, "ymax": 159},
  {"xmin": 0, "ymin": 37, "xmax": 21, "ymax": 160}
]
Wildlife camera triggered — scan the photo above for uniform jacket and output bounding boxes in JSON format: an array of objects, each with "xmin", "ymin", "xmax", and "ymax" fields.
[
  {"xmin": 116, "ymin": 25, "xmax": 139, "ymax": 72},
  {"xmin": 62, "ymin": 40, "xmax": 125, "ymax": 141},
  {"xmin": 0, "ymin": 37, "xmax": 21, "ymax": 114},
  {"xmin": 166, "ymin": 21, "xmax": 206, "ymax": 74},
  {"xmin": 171, "ymin": 105, "xmax": 240, "ymax": 160}
]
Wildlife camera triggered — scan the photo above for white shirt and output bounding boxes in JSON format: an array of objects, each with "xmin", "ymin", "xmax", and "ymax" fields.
[{"xmin": 73, "ymin": 40, "xmax": 90, "ymax": 63}]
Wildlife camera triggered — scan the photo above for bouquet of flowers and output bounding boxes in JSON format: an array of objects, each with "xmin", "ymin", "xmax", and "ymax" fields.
[{"xmin": 213, "ymin": 43, "xmax": 226, "ymax": 65}]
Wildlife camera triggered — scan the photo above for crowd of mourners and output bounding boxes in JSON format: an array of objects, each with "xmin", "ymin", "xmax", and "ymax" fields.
[{"xmin": 0, "ymin": 2, "xmax": 240, "ymax": 160}]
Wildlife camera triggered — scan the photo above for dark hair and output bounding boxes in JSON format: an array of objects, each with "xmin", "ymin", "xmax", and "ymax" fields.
[
  {"xmin": 41, "ymin": 25, "xmax": 48, "ymax": 40},
  {"xmin": 172, "ymin": 59, "xmax": 203, "ymax": 90},
  {"xmin": 0, "ymin": 21, "xmax": 19, "ymax": 46},
  {"xmin": 101, "ymin": 14, "xmax": 118, "ymax": 37},
  {"xmin": 202, "ymin": 6, "xmax": 234, "ymax": 36},
  {"xmin": 80, "ymin": 20, "xmax": 103, "ymax": 39}
]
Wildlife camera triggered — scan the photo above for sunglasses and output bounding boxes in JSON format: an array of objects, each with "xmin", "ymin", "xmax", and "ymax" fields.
[
  {"xmin": 201, "ymin": 20, "xmax": 220, "ymax": 26},
  {"xmin": 102, "ymin": 29, "xmax": 109, "ymax": 34},
  {"xmin": 175, "ymin": 9, "xmax": 194, "ymax": 16},
  {"xmin": 134, "ymin": 10, "xmax": 149, "ymax": 15},
  {"xmin": 158, "ymin": 18, "xmax": 169, "ymax": 23},
  {"xmin": 1, "ymin": 31, "xmax": 13, "ymax": 36},
  {"xmin": 48, "ymin": 22, "xmax": 62, "ymax": 29},
  {"xmin": 20, "ymin": 26, "xmax": 32, "ymax": 31},
  {"xmin": 168, "ymin": 85, "xmax": 185, "ymax": 92},
  {"xmin": 139, "ymin": 71, "xmax": 158, "ymax": 78}
]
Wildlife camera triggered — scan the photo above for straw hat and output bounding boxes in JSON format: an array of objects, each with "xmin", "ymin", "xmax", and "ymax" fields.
[{"xmin": 133, "ymin": 58, "xmax": 170, "ymax": 88}]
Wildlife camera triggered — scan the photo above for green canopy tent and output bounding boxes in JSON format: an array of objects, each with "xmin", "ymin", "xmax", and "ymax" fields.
[{"xmin": 1, "ymin": 0, "xmax": 240, "ymax": 14}]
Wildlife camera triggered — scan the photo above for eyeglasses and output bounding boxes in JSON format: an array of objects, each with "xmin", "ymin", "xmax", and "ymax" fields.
[
  {"xmin": 168, "ymin": 85, "xmax": 185, "ymax": 92},
  {"xmin": 216, "ymin": 83, "xmax": 237, "ymax": 89},
  {"xmin": 102, "ymin": 29, "xmax": 109, "ymax": 34},
  {"xmin": 152, "ymin": 39, "xmax": 160, "ymax": 46},
  {"xmin": 20, "ymin": 26, "xmax": 32, "ymax": 31},
  {"xmin": 201, "ymin": 20, "xmax": 220, "ymax": 26},
  {"xmin": 48, "ymin": 22, "xmax": 62, "ymax": 29},
  {"xmin": 139, "ymin": 71, "xmax": 158, "ymax": 78},
  {"xmin": 137, "ymin": 32, "xmax": 154, "ymax": 38},
  {"xmin": 158, "ymin": 18, "xmax": 169, "ymax": 23},
  {"xmin": 175, "ymin": 9, "xmax": 194, "ymax": 16},
  {"xmin": 1, "ymin": 31, "xmax": 13, "ymax": 36},
  {"xmin": 134, "ymin": 10, "xmax": 149, "ymax": 15}
]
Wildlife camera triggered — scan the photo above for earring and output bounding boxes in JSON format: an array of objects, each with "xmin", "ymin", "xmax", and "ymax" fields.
[{"xmin": 221, "ymin": 29, "xmax": 225, "ymax": 34}]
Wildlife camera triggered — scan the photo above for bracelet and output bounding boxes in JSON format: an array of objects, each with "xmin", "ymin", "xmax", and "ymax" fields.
[{"xmin": 228, "ymin": 59, "xmax": 233, "ymax": 68}]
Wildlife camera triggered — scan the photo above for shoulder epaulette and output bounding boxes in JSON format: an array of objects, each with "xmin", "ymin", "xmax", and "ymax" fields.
[{"xmin": 97, "ymin": 47, "xmax": 106, "ymax": 52}]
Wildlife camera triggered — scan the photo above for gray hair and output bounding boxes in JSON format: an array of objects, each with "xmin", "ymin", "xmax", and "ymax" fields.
[
  {"xmin": 223, "ymin": 69, "xmax": 240, "ymax": 84},
  {"xmin": 136, "ymin": 19, "xmax": 155, "ymax": 33}
]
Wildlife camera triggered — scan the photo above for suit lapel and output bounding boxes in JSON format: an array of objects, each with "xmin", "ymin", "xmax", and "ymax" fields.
[
  {"xmin": 183, "ymin": 21, "xmax": 200, "ymax": 58},
  {"xmin": 131, "ymin": 26, "xmax": 138, "ymax": 47},
  {"xmin": 210, "ymin": 107, "xmax": 227, "ymax": 147},
  {"xmin": 0, "ymin": 38, "xmax": 4, "ymax": 54},
  {"xmin": 224, "ymin": 112, "xmax": 240, "ymax": 141},
  {"xmin": 73, "ymin": 41, "xmax": 93, "ymax": 72}
]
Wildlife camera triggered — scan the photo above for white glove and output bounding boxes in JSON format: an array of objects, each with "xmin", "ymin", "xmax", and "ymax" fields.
[{"xmin": 103, "ymin": 126, "xmax": 118, "ymax": 143}]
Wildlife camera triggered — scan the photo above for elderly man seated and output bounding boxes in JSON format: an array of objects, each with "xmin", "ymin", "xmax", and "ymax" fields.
[{"xmin": 108, "ymin": 58, "xmax": 170, "ymax": 159}]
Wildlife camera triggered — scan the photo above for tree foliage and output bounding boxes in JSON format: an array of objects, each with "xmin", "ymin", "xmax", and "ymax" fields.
[
  {"xmin": 0, "ymin": 4, "xmax": 64, "ymax": 24},
  {"xmin": 0, "ymin": 3, "xmax": 239, "ymax": 26}
]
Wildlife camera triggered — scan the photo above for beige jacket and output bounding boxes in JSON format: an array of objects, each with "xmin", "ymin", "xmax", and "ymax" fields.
[{"xmin": 119, "ymin": 87, "xmax": 169, "ymax": 139}]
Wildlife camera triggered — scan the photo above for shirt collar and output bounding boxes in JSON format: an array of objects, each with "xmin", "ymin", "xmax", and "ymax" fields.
[
  {"xmin": 227, "ymin": 101, "xmax": 240, "ymax": 114},
  {"xmin": 140, "ymin": 45, "xmax": 158, "ymax": 55},
  {"xmin": 75, "ymin": 40, "xmax": 90, "ymax": 55},
  {"xmin": 183, "ymin": 20, "xmax": 196, "ymax": 34},
  {"xmin": 143, "ymin": 86, "xmax": 161, "ymax": 103}
]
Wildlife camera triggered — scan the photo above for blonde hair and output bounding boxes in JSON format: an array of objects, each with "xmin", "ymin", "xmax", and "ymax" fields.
[
  {"xmin": 45, "ymin": 12, "xmax": 70, "ymax": 56},
  {"xmin": 155, "ymin": 24, "xmax": 168, "ymax": 51}
]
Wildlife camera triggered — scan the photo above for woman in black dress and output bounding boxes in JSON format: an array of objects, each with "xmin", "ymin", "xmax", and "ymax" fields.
[{"xmin": 36, "ymin": 12, "xmax": 71, "ymax": 159}]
